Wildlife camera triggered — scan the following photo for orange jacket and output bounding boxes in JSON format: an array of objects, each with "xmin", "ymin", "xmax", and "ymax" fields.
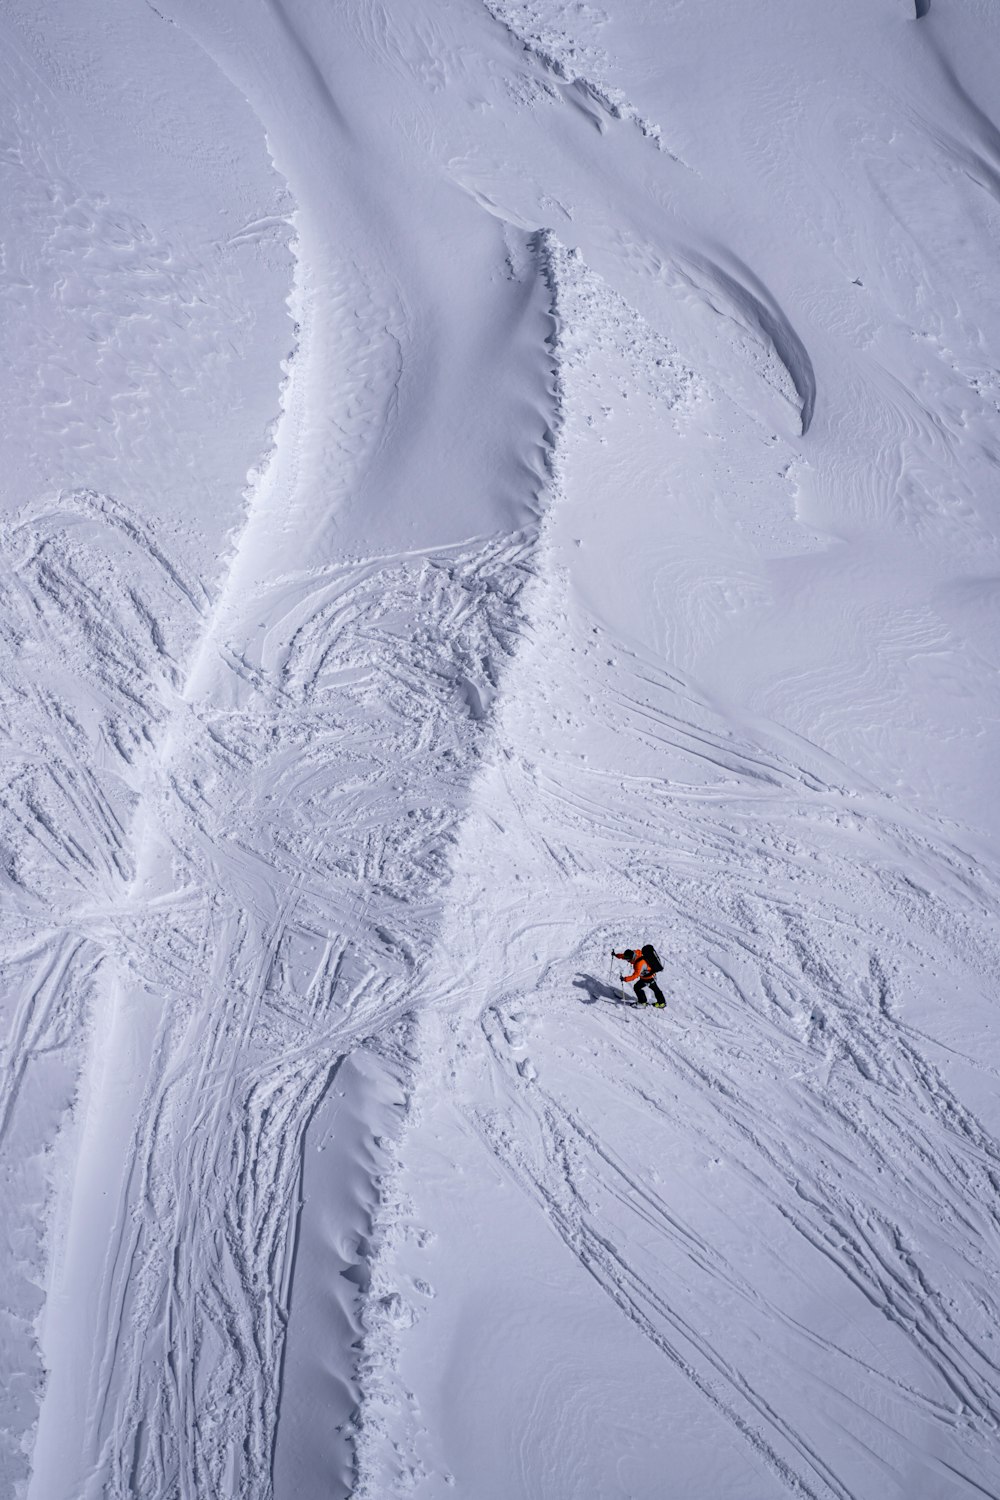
[{"xmin": 615, "ymin": 949, "xmax": 651, "ymax": 984}]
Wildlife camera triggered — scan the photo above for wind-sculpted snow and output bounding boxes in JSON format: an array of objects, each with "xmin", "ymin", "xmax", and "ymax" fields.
[
  {"xmin": 7, "ymin": 0, "xmax": 1000, "ymax": 1497},
  {"xmin": 352, "ymin": 220, "xmax": 1000, "ymax": 1498},
  {"xmin": 0, "ymin": 30, "xmax": 291, "ymax": 543}
]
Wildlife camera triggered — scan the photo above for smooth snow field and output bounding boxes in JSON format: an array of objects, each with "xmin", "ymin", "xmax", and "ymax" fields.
[{"xmin": 3, "ymin": 1, "xmax": 1000, "ymax": 1496}]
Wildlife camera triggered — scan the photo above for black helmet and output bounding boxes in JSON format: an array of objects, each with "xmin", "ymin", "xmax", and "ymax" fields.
[{"xmin": 623, "ymin": 949, "xmax": 636, "ymax": 962}]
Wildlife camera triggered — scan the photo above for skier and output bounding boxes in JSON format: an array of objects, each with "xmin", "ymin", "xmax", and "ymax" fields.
[{"xmin": 613, "ymin": 945, "xmax": 666, "ymax": 1007}]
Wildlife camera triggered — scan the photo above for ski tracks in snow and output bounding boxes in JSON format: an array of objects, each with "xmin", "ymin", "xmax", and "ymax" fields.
[
  {"xmin": 0, "ymin": 485, "xmax": 211, "ymax": 1489},
  {"xmin": 378, "ymin": 622, "xmax": 1000, "ymax": 1498},
  {"xmin": 34, "ymin": 524, "xmax": 548, "ymax": 1499}
]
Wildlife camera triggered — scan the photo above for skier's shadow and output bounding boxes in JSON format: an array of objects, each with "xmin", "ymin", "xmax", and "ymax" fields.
[{"xmin": 573, "ymin": 972, "xmax": 623, "ymax": 1005}]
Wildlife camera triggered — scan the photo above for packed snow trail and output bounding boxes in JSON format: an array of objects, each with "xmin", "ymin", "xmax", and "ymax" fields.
[{"xmin": 3, "ymin": 0, "xmax": 1000, "ymax": 1498}]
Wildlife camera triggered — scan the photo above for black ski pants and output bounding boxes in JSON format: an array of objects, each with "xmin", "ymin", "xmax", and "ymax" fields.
[{"xmin": 633, "ymin": 975, "xmax": 665, "ymax": 1004}]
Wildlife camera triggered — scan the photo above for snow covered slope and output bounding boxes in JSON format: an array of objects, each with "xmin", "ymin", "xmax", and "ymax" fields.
[{"xmin": 3, "ymin": 1, "xmax": 1000, "ymax": 1497}]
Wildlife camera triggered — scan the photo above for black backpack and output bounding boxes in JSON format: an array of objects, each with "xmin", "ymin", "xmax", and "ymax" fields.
[{"xmin": 641, "ymin": 943, "xmax": 663, "ymax": 974}]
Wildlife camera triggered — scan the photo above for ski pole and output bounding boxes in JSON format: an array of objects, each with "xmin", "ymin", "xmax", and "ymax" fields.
[{"xmin": 610, "ymin": 949, "xmax": 623, "ymax": 1002}]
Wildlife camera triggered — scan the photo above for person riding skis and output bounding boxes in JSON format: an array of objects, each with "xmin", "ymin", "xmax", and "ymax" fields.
[{"xmin": 614, "ymin": 946, "xmax": 666, "ymax": 1007}]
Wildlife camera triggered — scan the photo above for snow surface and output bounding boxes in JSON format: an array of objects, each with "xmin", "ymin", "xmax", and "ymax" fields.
[{"xmin": 3, "ymin": 0, "xmax": 1000, "ymax": 1497}]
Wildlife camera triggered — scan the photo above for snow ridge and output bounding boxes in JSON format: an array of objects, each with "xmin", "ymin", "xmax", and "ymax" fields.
[
  {"xmin": 348, "ymin": 230, "xmax": 700, "ymax": 1492},
  {"xmin": 342, "ymin": 226, "xmax": 566, "ymax": 1497}
]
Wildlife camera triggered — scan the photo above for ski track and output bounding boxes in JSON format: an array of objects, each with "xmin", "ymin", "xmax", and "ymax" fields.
[
  {"xmin": 394, "ymin": 627, "xmax": 1000, "ymax": 1497},
  {"xmin": 37, "ymin": 530, "xmax": 545, "ymax": 1499}
]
